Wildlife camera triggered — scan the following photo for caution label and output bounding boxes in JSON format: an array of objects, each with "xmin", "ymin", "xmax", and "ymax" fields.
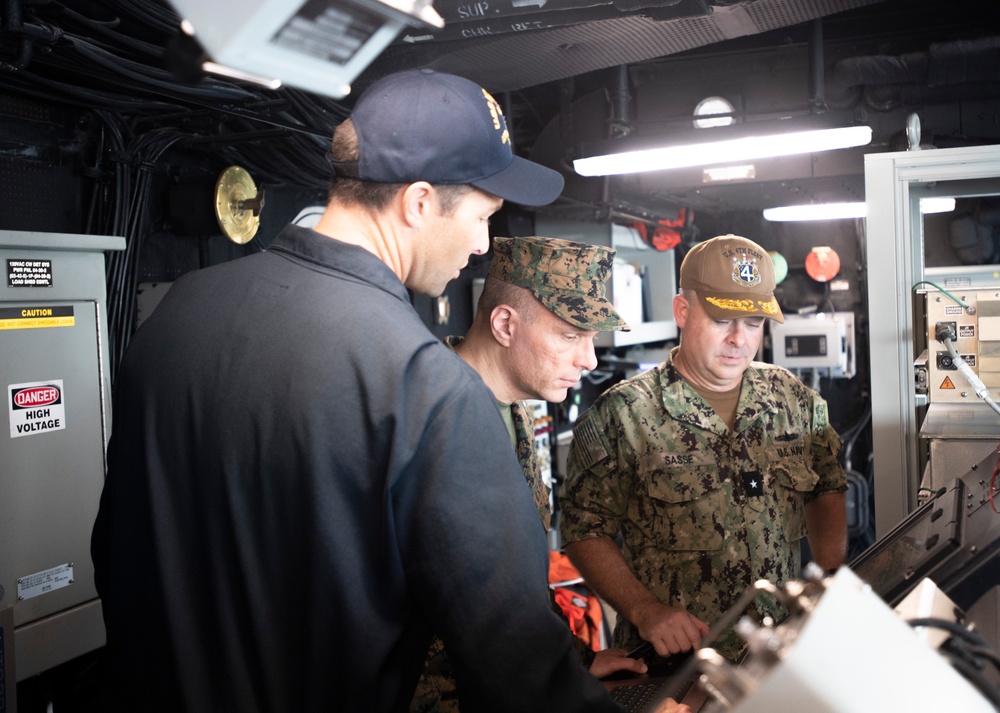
[
  {"xmin": 0, "ymin": 305, "xmax": 74, "ymax": 330},
  {"xmin": 940, "ymin": 376, "xmax": 956, "ymax": 390},
  {"xmin": 6, "ymin": 258, "xmax": 52, "ymax": 287},
  {"xmin": 8, "ymin": 380, "xmax": 66, "ymax": 438}
]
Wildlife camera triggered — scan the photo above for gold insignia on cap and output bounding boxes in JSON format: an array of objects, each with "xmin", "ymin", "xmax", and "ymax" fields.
[
  {"xmin": 704, "ymin": 296, "xmax": 781, "ymax": 315},
  {"xmin": 705, "ymin": 297, "xmax": 757, "ymax": 313},
  {"xmin": 481, "ymin": 88, "xmax": 510, "ymax": 144},
  {"xmin": 758, "ymin": 300, "xmax": 781, "ymax": 315}
]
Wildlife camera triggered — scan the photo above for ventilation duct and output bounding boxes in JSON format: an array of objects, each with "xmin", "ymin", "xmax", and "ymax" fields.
[{"xmin": 825, "ymin": 36, "xmax": 1000, "ymax": 111}]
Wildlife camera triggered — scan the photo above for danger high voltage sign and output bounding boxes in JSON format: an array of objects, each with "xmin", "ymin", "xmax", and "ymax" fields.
[{"xmin": 8, "ymin": 380, "xmax": 67, "ymax": 438}]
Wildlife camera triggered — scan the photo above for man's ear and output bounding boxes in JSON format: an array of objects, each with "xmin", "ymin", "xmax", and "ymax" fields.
[
  {"xmin": 673, "ymin": 292, "xmax": 690, "ymax": 329},
  {"xmin": 490, "ymin": 304, "xmax": 516, "ymax": 347},
  {"xmin": 399, "ymin": 182, "xmax": 435, "ymax": 228}
]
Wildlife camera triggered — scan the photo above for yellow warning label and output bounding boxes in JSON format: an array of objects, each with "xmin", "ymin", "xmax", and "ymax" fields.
[
  {"xmin": 0, "ymin": 305, "xmax": 75, "ymax": 330},
  {"xmin": 0, "ymin": 316, "xmax": 75, "ymax": 330},
  {"xmin": 940, "ymin": 376, "xmax": 956, "ymax": 389}
]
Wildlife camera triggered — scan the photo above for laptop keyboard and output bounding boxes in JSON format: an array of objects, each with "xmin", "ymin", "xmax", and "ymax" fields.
[{"xmin": 608, "ymin": 681, "xmax": 670, "ymax": 713}]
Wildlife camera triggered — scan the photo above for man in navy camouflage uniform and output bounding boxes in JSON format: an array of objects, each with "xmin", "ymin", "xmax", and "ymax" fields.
[
  {"xmin": 413, "ymin": 235, "xmax": 663, "ymax": 712},
  {"xmin": 559, "ymin": 234, "xmax": 848, "ymax": 662}
]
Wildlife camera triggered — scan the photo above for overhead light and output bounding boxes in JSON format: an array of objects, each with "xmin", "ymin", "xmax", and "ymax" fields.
[
  {"xmin": 763, "ymin": 197, "xmax": 957, "ymax": 222},
  {"xmin": 703, "ymin": 164, "xmax": 756, "ymax": 182},
  {"xmin": 693, "ymin": 96, "xmax": 736, "ymax": 129},
  {"xmin": 763, "ymin": 202, "xmax": 866, "ymax": 221},
  {"xmin": 919, "ymin": 197, "xmax": 958, "ymax": 214},
  {"xmin": 573, "ymin": 115, "xmax": 872, "ymax": 177}
]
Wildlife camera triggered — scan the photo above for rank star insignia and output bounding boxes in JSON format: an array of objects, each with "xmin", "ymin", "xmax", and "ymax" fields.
[
  {"xmin": 732, "ymin": 255, "xmax": 762, "ymax": 287},
  {"xmin": 742, "ymin": 471, "xmax": 763, "ymax": 497}
]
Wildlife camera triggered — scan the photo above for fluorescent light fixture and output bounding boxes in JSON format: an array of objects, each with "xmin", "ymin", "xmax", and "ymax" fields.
[
  {"xmin": 920, "ymin": 197, "xmax": 957, "ymax": 214},
  {"xmin": 763, "ymin": 202, "xmax": 866, "ymax": 221},
  {"xmin": 573, "ymin": 119, "xmax": 872, "ymax": 177},
  {"xmin": 763, "ymin": 197, "xmax": 956, "ymax": 222}
]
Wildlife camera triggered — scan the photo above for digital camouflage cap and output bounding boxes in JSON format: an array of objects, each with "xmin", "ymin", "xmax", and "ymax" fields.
[
  {"xmin": 488, "ymin": 236, "xmax": 630, "ymax": 332},
  {"xmin": 680, "ymin": 234, "xmax": 784, "ymax": 323}
]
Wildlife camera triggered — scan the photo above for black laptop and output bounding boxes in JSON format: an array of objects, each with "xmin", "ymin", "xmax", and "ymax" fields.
[{"xmin": 605, "ymin": 647, "xmax": 698, "ymax": 713}]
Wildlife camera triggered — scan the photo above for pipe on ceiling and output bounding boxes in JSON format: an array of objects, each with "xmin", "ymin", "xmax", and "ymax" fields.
[
  {"xmin": 1, "ymin": 0, "xmax": 35, "ymax": 71},
  {"xmin": 825, "ymin": 36, "xmax": 1000, "ymax": 111}
]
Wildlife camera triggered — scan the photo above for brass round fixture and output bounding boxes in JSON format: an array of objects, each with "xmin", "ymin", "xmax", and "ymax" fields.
[{"xmin": 214, "ymin": 166, "xmax": 263, "ymax": 244}]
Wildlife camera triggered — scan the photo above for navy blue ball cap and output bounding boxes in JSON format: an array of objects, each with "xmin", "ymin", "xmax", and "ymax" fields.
[{"xmin": 348, "ymin": 69, "xmax": 564, "ymax": 207}]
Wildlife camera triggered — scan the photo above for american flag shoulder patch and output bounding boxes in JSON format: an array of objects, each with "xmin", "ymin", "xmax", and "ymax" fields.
[{"xmin": 574, "ymin": 416, "xmax": 609, "ymax": 468}]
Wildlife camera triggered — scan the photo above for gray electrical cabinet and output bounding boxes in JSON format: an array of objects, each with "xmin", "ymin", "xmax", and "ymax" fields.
[{"xmin": 0, "ymin": 230, "xmax": 124, "ymax": 697}]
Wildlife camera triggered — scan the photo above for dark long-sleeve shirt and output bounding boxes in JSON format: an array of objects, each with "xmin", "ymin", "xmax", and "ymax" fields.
[{"xmin": 92, "ymin": 225, "xmax": 617, "ymax": 713}]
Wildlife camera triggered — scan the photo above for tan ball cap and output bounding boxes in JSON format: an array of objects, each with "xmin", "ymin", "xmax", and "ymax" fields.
[{"xmin": 680, "ymin": 234, "xmax": 784, "ymax": 323}]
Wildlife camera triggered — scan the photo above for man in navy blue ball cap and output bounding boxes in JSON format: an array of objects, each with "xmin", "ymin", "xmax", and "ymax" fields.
[
  {"xmin": 332, "ymin": 68, "xmax": 564, "ymax": 207},
  {"xmin": 93, "ymin": 69, "xmax": 690, "ymax": 713}
]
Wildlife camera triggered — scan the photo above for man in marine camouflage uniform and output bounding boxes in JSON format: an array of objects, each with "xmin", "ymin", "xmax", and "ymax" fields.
[
  {"xmin": 558, "ymin": 234, "xmax": 848, "ymax": 662},
  {"xmin": 412, "ymin": 235, "xmax": 647, "ymax": 713}
]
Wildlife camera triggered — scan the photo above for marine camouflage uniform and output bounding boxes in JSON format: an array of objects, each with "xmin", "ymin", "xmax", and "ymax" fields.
[
  {"xmin": 410, "ymin": 233, "xmax": 630, "ymax": 713},
  {"xmin": 559, "ymin": 348, "xmax": 846, "ymax": 659},
  {"xmin": 512, "ymin": 400, "xmax": 553, "ymax": 531}
]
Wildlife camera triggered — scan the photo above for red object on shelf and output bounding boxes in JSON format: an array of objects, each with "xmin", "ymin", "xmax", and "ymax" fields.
[
  {"xmin": 630, "ymin": 207, "xmax": 690, "ymax": 251},
  {"xmin": 805, "ymin": 246, "xmax": 841, "ymax": 282}
]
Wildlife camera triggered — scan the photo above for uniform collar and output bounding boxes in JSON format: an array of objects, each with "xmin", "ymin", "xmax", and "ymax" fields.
[
  {"xmin": 659, "ymin": 348, "xmax": 779, "ymax": 434},
  {"xmin": 268, "ymin": 224, "xmax": 412, "ymax": 305}
]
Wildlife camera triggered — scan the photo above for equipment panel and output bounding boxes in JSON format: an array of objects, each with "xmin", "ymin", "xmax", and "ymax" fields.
[
  {"xmin": 1, "ymin": 231, "xmax": 123, "ymax": 681},
  {"xmin": 924, "ymin": 287, "xmax": 1000, "ymax": 404}
]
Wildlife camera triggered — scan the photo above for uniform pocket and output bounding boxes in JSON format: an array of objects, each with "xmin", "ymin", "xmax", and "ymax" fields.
[
  {"xmin": 767, "ymin": 446, "xmax": 819, "ymax": 542},
  {"xmin": 639, "ymin": 453, "xmax": 725, "ymax": 552}
]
